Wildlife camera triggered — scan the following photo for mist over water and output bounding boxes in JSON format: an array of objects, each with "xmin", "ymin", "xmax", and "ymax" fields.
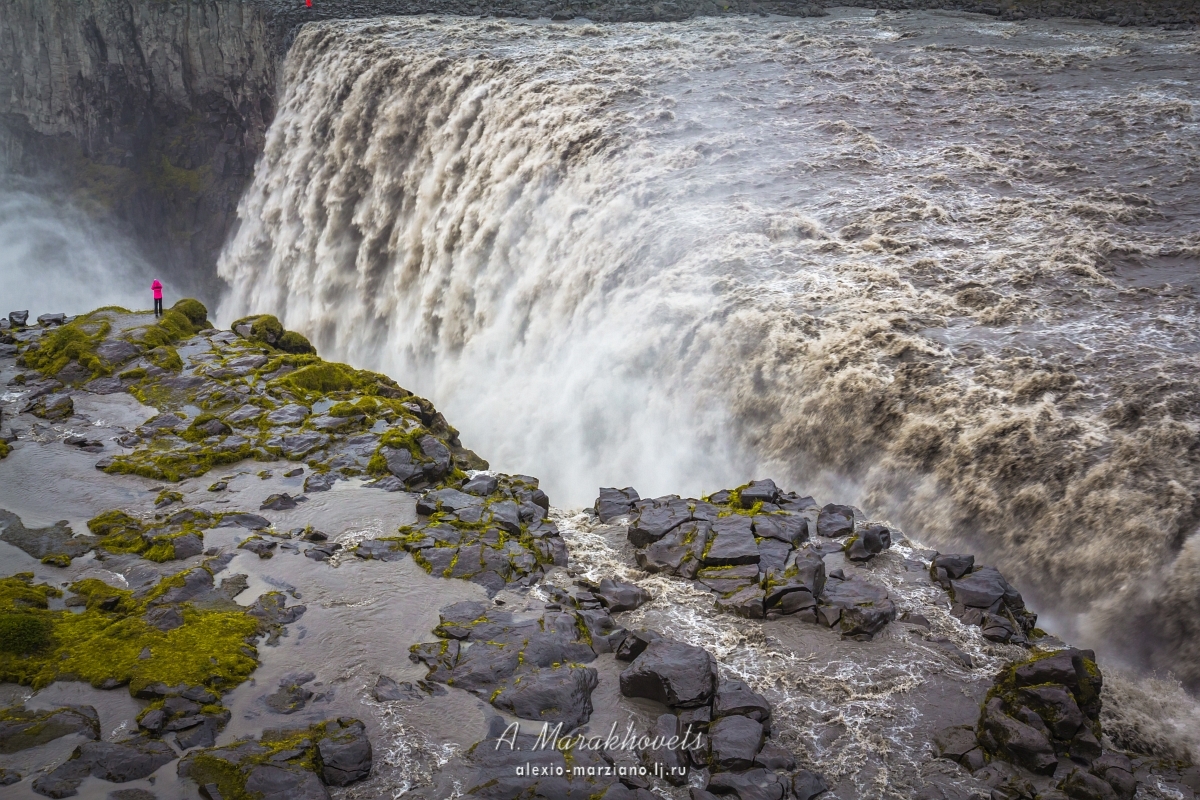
[
  {"xmin": 0, "ymin": 183, "xmax": 157, "ymax": 315},
  {"xmin": 218, "ymin": 11, "xmax": 1200, "ymax": 683}
]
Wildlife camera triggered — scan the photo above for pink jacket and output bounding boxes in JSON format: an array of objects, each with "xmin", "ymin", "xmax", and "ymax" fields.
[{"xmin": 151, "ymin": 280, "xmax": 163, "ymax": 300}]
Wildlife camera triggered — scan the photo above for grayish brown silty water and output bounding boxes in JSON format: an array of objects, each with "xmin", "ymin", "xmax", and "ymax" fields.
[{"xmin": 216, "ymin": 10, "xmax": 1200, "ymax": 684}]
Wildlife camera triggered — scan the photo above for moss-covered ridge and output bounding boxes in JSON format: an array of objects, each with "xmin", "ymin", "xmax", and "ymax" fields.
[
  {"xmin": 12, "ymin": 302, "xmax": 492, "ymax": 484},
  {"xmin": 17, "ymin": 300, "xmax": 210, "ymax": 384}
]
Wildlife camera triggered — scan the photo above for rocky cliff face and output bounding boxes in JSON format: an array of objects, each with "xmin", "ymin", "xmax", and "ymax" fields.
[{"xmin": 0, "ymin": 0, "xmax": 277, "ymax": 299}]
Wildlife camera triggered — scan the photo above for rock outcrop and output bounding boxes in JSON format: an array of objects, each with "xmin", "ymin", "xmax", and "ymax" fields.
[
  {"xmin": 934, "ymin": 649, "xmax": 1140, "ymax": 800},
  {"xmin": 600, "ymin": 482, "xmax": 899, "ymax": 638}
]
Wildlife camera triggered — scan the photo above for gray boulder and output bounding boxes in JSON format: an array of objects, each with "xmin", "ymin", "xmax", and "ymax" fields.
[
  {"xmin": 0, "ymin": 705, "xmax": 99, "ymax": 753},
  {"xmin": 9, "ymin": 311, "xmax": 28, "ymax": 327},
  {"xmin": 594, "ymin": 578, "xmax": 651, "ymax": 612},
  {"xmin": 636, "ymin": 521, "xmax": 708, "ymax": 579},
  {"xmin": 304, "ymin": 473, "xmax": 337, "ymax": 493},
  {"xmin": 752, "ymin": 513, "xmax": 809, "ymax": 545},
  {"xmin": 845, "ymin": 524, "xmax": 892, "ymax": 562},
  {"xmin": 266, "ymin": 404, "xmax": 311, "ymax": 425},
  {"xmin": 792, "ymin": 770, "xmax": 830, "ymax": 800},
  {"xmin": 712, "ymin": 679, "xmax": 771, "ymax": 723},
  {"xmin": 261, "ymin": 493, "xmax": 298, "ymax": 511},
  {"xmin": 615, "ymin": 629, "xmax": 663, "ymax": 662},
  {"xmin": 816, "ymin": 504, "xmax": 856, "ymax": 537},
  {"xmin": 619, "ymin": 639, "xmax": 718, "ymax": 708},
  {"xmin": 704, "ymin": 515, "xmax": 759, "ymax": 566},
  {"xmin": 982, "ymin": 697, "xmax": 1058, "ymax": 775},
  {"xmin": 640, "ymin": 714, "xmax": 688, "ymax": 786},
  {"xmin": 418, "ymin": 435, "xmax": 452, "ymax": 479},
  {"xmin": 738, "ymin": 479, "xmax": 779, "ymax": 507},
  {"xmin": 463, "ymin": 474, "xmax": 499, "ymax": 496},
  {"xmin": 596, "ymin": 487, "xmax": 640, "ymax": 522},
  {"xmin": 491, "ymin": 666, "xmax": 599, "ymax": 731},
  {"xmin": 708, "ymin": 768, "xmax": 789, "ymax": 800},
  {"xmin": 628, "ymin": 498, "xmax": 692, "ymax": 547},
  {"xmin": 244, "ymin": 764, "xmax": 331, "ymax": 800},
  {"xmin": 951, "ymin": 566, "xmax": 1012, "ymax": 609},
  {"xmin": 714, "ymin": 586, "xmax": 766, "ymax": 619},
  {"xmin": 95, "ymin": 340, "xmax": 141, "ymax": 367},
  {"xmin": 316, "ymin": 718, "xmax": 372, "ymax": 786},
  {"xmin": 707, "ymin": 714, "xmax": 765, "ymax": 771}
]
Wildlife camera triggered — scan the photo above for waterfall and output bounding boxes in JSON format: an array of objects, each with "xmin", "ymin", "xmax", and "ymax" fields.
[{"xmin": 218, "ymin": 14, "xmax": 1200, "ymax": 683}]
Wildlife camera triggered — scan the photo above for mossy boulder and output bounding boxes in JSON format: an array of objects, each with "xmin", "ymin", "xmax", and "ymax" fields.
[
  {"xmin": 976, "ymin": 648, "xmax": 1114, "ymax": 780},
  {"xmin": 178, "ymin": 718, "xmax": 372, "ymax": 797},
  {"xmin": 277, "ymin": 330, "xmax": 315, "ymax": 354},
  {"xmin": 172, "ymin": 298, "xmax": 210, "ymax": 329},
  {"xmin": 232, "ymin": 313, "xmax": 318, "ymax": 353}
]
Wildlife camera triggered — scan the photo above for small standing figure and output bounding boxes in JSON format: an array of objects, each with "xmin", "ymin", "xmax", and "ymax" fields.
[{"xmin": 151, "ymin": 279, "xmax": 164, "ymax": 317}]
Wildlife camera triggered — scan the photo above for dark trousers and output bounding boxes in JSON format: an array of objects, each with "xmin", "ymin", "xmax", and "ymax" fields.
[{"xmin": 154, "ymin": 298, "xmax": 163, "ymax": 317}]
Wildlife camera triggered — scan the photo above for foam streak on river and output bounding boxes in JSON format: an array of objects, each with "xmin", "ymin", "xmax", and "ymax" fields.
[{"xmin": 218, "ymin": 10, "xmax": 1200, "ymax": 682}]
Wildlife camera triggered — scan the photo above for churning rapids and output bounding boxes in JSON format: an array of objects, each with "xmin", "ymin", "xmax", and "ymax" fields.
[{"xmin": 217, "ymin": 10, "xmax": 1200, "ymax": 693}]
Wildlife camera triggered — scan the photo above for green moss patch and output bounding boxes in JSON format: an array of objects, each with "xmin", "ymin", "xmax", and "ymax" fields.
[
  {"xmin": 87, "ymin": 508, "xmax": 216, "ymax": 562},
  {"xmin": 0, "ymin": 570, "xmax": 265, "ymax": 695},
  {"xmin": 20, "ymin": 314, "xmax": 112, "ymax": 379}
]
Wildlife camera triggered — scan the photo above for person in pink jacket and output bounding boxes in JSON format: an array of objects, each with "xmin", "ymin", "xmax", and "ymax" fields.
[{"xmin": 151, "ymin": 280, "xmax": 163, "ymax": 317}]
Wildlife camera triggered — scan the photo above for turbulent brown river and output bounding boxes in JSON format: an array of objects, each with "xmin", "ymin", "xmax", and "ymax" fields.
[{"xmin": 218, "ymin": 10, "xmax": 1200, "ymax": 688}]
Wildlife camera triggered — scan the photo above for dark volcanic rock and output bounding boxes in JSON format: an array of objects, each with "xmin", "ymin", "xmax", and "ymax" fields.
[
  {"xmin": 640, "ymin": 714, "xmax": 689, "ymax": 785},
  {"xmin": 615, "ymin": 629, "xmax": 663, "ymax": 662},
  {"xmin": 708, "ymin": 714, "xmax": 765, "ymax": 770},
  {"xmin": 712, "ymin": 678, "xmax": 771, "ymax": 723},
  {"xmin": 816, "ymin": 503, "xmax": 855, "ymax": 538},
  {"xmin": 304, "ymin": 472, "xmax": 337, "ymax": 492},
  {"xmin": 704, "ymin": 515, "xmax": 759, "ymax": 566},
  {"xmin": 952, "ymin": 566, "xmax": 1012, "ymax": 608},
  {"xmin": 596, "ymin": 486, "xmax": 640, "ymax": 522},
  {"xmin": 752, "ymin": 513, "xmax": 809, "ymax": 545},
  {"xmin": 820, "ymin": 577, "xmax": 896, "ymax": 637},
  {"xmin": 981, "ymin": 697, "xmax": 1058, "ymax": 775},
  {"xmin": 34, "ymin": 738, "xmax": 176, "ymax": 795},
  {"xmin": 792, "ymin": 770, "xmax": 831, "ymax": 800},
  {"xmin": 845, "ymin": 524, "xmax": 892, "ymax": 562},
  {"xmin": 261, "ymin": 492, "xmax": 299, "ymax": 511},
  {"xmin": 491, "ymin": 666, "xmax": 600, "ymax": 731},
  {"xmin": 628, "ymin": 497, "xmax": 691, "ymax": 547},
  {"xmin": 708, "ymin": 768, "xmax": 789, "ymax": 800},
  {"xmin": 739, "ymin": 479, "xmax": 780, "ymax": 507},
  {"xmin": 593, "ymin": 577, "xmax": 651, "ymax": 612},
  {"xmin": 636, "ymin": 521, "xmax": 708, "ymax": 578},
  {"xmin": 619, "ymin": 639, "xmax": 717, "ymax": 708},
  {"xmin": 934, "ymin": 725, "xmax": 983, "ymax": 771},
  {"xmin": 316, "ymin": 718, "xmax": 372, "ymax": 786},
  {"xmin": 244, "ymin": 764, "xmax": 330, "ymax": 800}
]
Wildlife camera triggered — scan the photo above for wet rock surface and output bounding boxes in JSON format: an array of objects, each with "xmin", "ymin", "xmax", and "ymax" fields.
[{"xmin": 2, "ymin": 306, "xmax": 1193, "ymax": 800}]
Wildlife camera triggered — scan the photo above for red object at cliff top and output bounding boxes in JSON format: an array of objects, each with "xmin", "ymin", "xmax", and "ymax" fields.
[{"xmin": 306, "ymin": 0, "xmax": 312, "ymax": 5}]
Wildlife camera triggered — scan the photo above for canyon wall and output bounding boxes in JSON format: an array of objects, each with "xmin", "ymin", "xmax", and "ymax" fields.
[{"xmin": 0, "ymin": 0, "xmax": 278, "ymax": 299}]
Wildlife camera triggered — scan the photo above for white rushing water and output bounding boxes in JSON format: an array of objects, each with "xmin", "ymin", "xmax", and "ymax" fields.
[{"xmin": 218, "ymin": 11, "xmax": 1200, "ymax": 683}]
